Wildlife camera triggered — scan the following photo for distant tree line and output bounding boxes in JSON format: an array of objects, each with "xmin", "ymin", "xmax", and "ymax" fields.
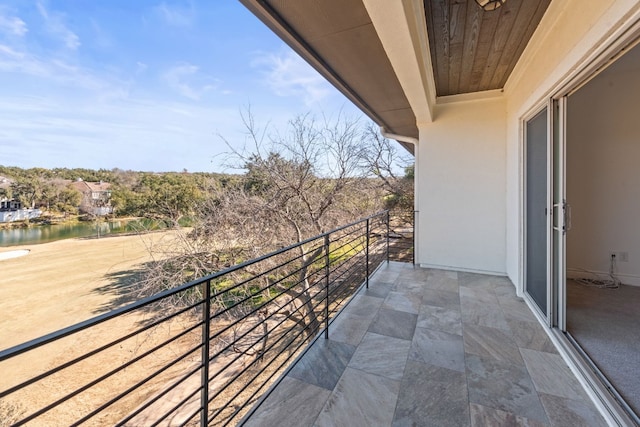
[
  {"xmin": 0, "ymin": 173, "xmax": 83, "ymax": 214},
  {"xmin": 0, "ymin": 166, "xmax": 237, "ymax": 221},
  {"xmin": 0, "ymin": 122, "xmax": 413, "ymax": 225},
  {"xmin": 129, "ymin": 111, "xmax": 414, "ymax": 301}
]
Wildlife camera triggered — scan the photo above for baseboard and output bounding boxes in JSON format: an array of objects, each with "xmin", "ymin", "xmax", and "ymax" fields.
[
  {"xmin": 567, "ymin": 268, "xmax": 640, "ymax": 287},
  {"xmin": 419, "ymin": 263, "xmax": 507, "ymax": 277}
]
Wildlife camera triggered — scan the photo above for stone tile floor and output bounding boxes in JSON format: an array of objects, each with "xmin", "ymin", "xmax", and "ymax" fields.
[{"xmin": 243, "ymin": 262, "xmax": 607, "ymax": 427}]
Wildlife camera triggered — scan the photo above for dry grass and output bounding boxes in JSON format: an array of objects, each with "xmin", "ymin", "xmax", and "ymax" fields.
[
  {"xmin": 0, "ymin": 400, "xmax": 25, "ymax": 426},
  {"xmin": 0, "ymin": 231, "xmax": 318, "ymax": 426},
  {"xmin": 0, "ymin": 231, "xmax": 182, "ymax": 349},
  {"xmin": 0, "ymin": 231, "xmax": 190, "ymax": 426}
]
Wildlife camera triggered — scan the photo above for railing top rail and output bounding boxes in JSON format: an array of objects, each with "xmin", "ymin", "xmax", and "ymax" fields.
[{"xmin": 0, "ymin": 210, "xmax": 389, "ymax": 361}]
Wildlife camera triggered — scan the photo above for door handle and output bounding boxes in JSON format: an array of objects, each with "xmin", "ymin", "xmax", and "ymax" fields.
[
  {"xmin": 552, "ymin": 203, "xmax": 562, "ymax": 232},
  {"xmin": 552, "ymin": 201, "xmax": 570, "ymax": 233}
]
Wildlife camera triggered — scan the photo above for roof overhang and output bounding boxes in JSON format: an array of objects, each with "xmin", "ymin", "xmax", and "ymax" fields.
[
  {"xmin": 241, "ymin": 0, "xmax": 551, "ymax": 153},
  {"xmin": 240, "ymin": 0, "xmax": 436, "ymax": 154}
]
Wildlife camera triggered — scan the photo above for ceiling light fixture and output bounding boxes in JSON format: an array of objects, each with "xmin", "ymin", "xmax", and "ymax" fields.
[{"xmin": 474, "ymin": 0, "xmax": 506, "ymax": 11}]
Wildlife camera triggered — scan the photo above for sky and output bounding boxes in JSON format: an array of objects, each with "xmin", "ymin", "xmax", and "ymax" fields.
[{"xmin": 0, "ymin": 1, "xmax": 367, "ymax": 172}]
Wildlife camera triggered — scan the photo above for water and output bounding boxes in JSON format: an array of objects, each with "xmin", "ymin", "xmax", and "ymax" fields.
[{"xmin": 0, "ymin": 219, "xmax": 167, "ymax": 247}]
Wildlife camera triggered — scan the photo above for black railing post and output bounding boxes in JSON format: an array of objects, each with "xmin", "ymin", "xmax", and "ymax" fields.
[
  {"xmin": 200, "ymin": 279, "xmax": 211, "ymax": 427},
  {"xmin": 324, "ymin": 234, "xmax": 330, "ymax": 339},
  {"xmin": 386, "ymin": 211, "xmax": 390, "ymax": 263},
  {"xmin": 365, "ymin": 218, "xmax": 370, "ymax": 289}
]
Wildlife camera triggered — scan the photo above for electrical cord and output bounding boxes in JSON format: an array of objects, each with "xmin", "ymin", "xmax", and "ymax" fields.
[{"xmin": 573, "ymin": 254, "xmax": 621, "ymax": 289}]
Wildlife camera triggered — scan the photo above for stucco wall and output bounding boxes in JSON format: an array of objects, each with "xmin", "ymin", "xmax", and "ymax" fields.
[
  {"xmin": 503, "ymin": 0, "xmax": 640, "ymax": 286},
  {"xmin": 416, "ymin": 97, "xmax": 506, "ymax": 274},
  {"xmin": 410, "ymin": 0, "xmax": 640, "ymax": 281}
]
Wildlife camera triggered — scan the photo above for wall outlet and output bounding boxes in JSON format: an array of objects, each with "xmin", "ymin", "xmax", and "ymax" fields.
[{"xmin": 610, "ymin": 251, "xmax": 629, "ymax": 262}]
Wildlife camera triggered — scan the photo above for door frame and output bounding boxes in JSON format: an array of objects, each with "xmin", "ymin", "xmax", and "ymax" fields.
[
  {"xmin": 519, "ymin": 8, "xmax": 640, "ymax": 329},
  {"xmin": 551, "ymin": 97, "xmax": 567, "ymax": 331},
  {"xmin": 521, "ymin": 102, "xmax": 553, "ymax": 325},
  {"xmin": 519, "ymin": 15, "xmax": 640, "ymax": 426}
]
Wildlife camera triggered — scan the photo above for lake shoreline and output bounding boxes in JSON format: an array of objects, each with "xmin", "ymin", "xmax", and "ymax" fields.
[
  {"xmin": 0, "ymin": 217, "xmax": 171, "ymax": 247},
  {"xmin": 0, "ymin": 214, "xmax": 143, "ymax": 230}
]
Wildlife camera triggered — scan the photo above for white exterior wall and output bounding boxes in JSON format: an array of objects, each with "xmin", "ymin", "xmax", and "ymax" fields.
[
  {"xmin": 503, "ymin": 0, "xmax": 640, "ymax": 287},
  {"xmin": 416, "ymin": 97, "xmax": 506, "ymax": 275},
  {"xmin": 374, "ymin": 0, "xmax": 640, "ymax": 283}
]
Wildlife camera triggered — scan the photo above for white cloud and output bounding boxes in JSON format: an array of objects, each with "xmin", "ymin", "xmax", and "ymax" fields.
[
  {"xmin": 0, "ymin": 43, "xmax": 130, "ymax": 104},
  {"xmin": 0, "ymin": 44, "xmax": 49, "ymax": 76},
  {"xmin": 0, "ymin": 44, "xmax": 24, "ymax": 58},
  {"xmin": 0, "ymin": 95, "xmax": 239, "ymax": 171},
  {"xmin": 0, "ymin": 12, "xmax": 27, "ymax": 37},
  {"xmin": 0, "ymin": 8, "xmax": 130, "ymax": 106},
  {"xmin": 154, "ymin": 2, "xmax": 194, "ymax": 27},
  {"xmin": 89, "ymin": 19, "xmax": 113, "ymax": 49},
  {"xmin": 136, "ymin": 62, "xmax": 148, "ymax": 74},
  {"xmin": 163, "ymin": 63, "xmax": 217, "ymax": 100},
  {"xmin": 252, "ymin": 50, "xmax": 332, "ymax": 106},
  {"xmin": 36, "ymin": 1, "xmax": 80, "ymax": 50}
]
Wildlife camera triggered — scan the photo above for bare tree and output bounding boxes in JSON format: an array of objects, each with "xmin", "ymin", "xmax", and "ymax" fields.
[
  {"xmin": 130, "ymin": 110, "xmax": 382, "ymax": 338},
  {"xmin": 225, "ymin": 110, "xmax": 370, "ymax": 234},
  {"xmin": 216, "ymin": 109, "xmax": 375, "ymax": 334},
  {"xmin": 359, "ymin": 123, "xmax": 414, "ymax": 212}
]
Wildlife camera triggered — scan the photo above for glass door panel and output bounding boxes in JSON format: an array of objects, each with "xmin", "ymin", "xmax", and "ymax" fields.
[{"xmin": 525, "ymin": 108, "xmax": 549, "ymax": 316}]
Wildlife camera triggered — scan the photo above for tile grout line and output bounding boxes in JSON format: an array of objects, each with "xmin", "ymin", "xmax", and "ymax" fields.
[
  {"xmin": 315, "ymin": 273, "xmax": 398, "ymax": 426},
  {"xmin": 498, "ymin": 283, "xmax": 552, "ymax": 426},
  {"xmin": 389, "ymin": 267, "xmax": 425, "ymax": 427},
  {"xmin": 457, "ymin": 272, "xmax": 475, "ymax": 427}
]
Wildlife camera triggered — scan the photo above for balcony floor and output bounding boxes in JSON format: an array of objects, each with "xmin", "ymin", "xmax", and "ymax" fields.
[{"xmin": 243, "ymin": 262, "xmax": 606, "ymax": 427}]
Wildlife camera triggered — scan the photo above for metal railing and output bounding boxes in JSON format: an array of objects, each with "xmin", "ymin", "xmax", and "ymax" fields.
[
  {"xmin": 386, "ymin": 209, "xmax": 416, "ymax": 264},
  {"xmin": 0, "ymin": 211, "xmax": 414, "ymax": 426}
]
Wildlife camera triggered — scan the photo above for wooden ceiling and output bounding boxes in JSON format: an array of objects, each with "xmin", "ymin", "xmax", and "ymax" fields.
[{"xmin": 425, "ymin": 0, "xmax": 551, "ymax": 97}]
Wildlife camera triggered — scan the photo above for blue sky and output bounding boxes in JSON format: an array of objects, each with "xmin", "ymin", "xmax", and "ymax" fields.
[{"xmin": 0, "ymin": 1, "xmax": 366, "ymax": 172}]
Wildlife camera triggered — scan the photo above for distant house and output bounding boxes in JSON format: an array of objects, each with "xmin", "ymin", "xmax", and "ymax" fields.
[
  {"xmin": 0, "ymin": 198, "xmax": 41, "ymax": 223},
  {"xmin": 70, "ymin": 179, "xmax": 113, "ymax": 216},
  {"xmin": 0, "ymin": 199, "xmax": 21, "ymax": 210}
]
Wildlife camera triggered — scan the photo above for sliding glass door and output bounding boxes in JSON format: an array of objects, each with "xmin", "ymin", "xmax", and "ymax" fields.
[{"xmin": 525, "ymin": 107, "xmax": 550, "ymax": 317}]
